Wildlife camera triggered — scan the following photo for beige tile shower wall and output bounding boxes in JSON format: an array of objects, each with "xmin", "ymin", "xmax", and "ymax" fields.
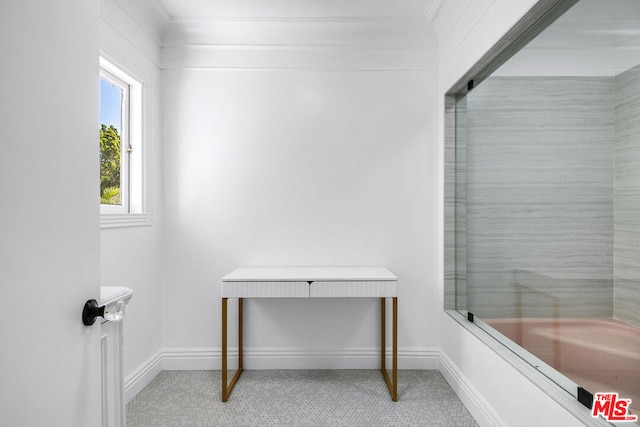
[
  {"xmin": 614, "ymin": 67, "xmax": 640, "ymax": 327},
  {"xmin": 465, "ymin": 77, "xmax": 614, "ymax": 319}
]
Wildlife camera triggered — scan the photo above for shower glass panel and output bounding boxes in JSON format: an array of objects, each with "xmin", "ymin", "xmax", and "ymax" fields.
[{"xmin": 452, "ymin": 0, "xmax": 640, "ymax": 421}]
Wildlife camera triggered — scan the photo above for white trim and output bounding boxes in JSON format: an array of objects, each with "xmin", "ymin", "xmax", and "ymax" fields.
[
  {"xmin": 161, "ymin": 45, "xmax": 433, "ymax": 71},
  {"xmin": 124, "ymin": 350, "xmax": 163, "ymax": 404},
  {"xmin": 438, "ymin": 350, "xmax": 507, "ymax": 427},
  {"xmin": 161, "ymin": 348, "xmax": 221, "ymax": 371},
  {"xmin": 167, "ymin": 16, "xmax": 430, "ymax": 24},
  {"xmin": 425, "ymin": 0, "xmax": 444, "ymax": 22},
  {"xmin": 100, "ymin": 213, "xmax": 153, "ymax": 229},
  {"xmin": 160, "ymin": 15, "xmax": 436, "ymax": 71},
  {"xmin": 161, "ymin": 346, "xmax": 440, "ymax": 370},
  {"xmin": 100, "ymin": 41, "xmax": 154, "ymax": 84},
  {"xmin": 112, "ymin": 0, "xmax": 166, "ymax": 46},
  {"xmin": 146, "ymin": 0, "xmax": 171, "ymax": 23}
]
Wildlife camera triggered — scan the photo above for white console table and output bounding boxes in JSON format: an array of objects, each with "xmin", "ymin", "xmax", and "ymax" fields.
[{"xmin": 220, "ymin": 267, "xmax": 398, "ymax": 402}]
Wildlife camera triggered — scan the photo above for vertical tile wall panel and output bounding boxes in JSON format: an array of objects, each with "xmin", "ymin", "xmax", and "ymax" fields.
[
  {"xmin": 615, "ymin": 66, "xmax": 640, "ymax": 327},
  {"xmin": 464, "ymin": 77, "xmax": 614, "ymax": 319},
  {"xmin": 455, "ymin": 96, "xmax": 468, "ymax": 311},
  {"xmin": 444, "ymin": 96, "xmax": 459, "ymax": 310}
]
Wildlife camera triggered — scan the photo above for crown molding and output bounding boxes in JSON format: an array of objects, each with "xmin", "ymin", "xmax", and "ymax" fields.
[
  {"xmin": 166, "ymin": 15, "xmax": 428, "ymax": 24},
  {"xmin": 153, "ymin": 0, "xmax": 436, "ymax": 21},
  {"xmin": 161, "ymin": 44, "xmax": 436, "ymax": 71},
  {"xmin": 147, "ymin": 0, "xmax": 171, "ymax": 23},
  {"xmin": 161, "ymin": 17, "xmax": 435, "ymax": 49},
  {"xmin": 425, "ymin": 0, "xmax": 444, "ymax": 22},
  {"xmin": 109, "ymin": 0, "xmax": 167, "ymax": 45},
  {"xmin": 152, "ymin": 0, "xmax": 438, "ymax": 71}
]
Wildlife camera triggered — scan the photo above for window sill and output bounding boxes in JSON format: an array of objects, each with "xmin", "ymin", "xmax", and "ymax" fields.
[{"xmin": 100, "ymin": 213, "xmax": 153, "ymax": 229}]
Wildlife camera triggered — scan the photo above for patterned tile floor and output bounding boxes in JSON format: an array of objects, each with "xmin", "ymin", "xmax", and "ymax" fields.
[{"xmin": 126, "ymin": 370, "xmax": 479, "ymax": 426}]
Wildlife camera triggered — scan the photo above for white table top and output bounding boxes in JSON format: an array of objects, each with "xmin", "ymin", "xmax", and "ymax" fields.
[{"xmin": 222, "ymin": 267, "xmax": 397, "ymax": 282}]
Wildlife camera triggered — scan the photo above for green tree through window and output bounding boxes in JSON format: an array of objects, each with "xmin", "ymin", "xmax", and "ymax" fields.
[{"xmin": 100, "ymin": 124, "xmax": 121, "ymax": 204}]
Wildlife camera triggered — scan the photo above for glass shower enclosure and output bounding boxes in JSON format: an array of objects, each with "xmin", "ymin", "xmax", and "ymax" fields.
[{"xmin": 446, "ymin": 0, "xmax": 640, "ymax": 423}]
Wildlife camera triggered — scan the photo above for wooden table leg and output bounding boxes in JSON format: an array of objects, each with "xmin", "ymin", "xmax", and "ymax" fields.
[
  {"xmin": 238, "ymin": 298, "xmax": 243, "ymax": 372},
  {"xmin": 222, "ymin": 298, "xmax": 228, "ymax": 401},
  {"xmin": 222, "ymin": 298, "xmax": 243, "ymax": 402},
  {"xmin": 381, "ymin": 298, "xmax": 386, "ymax": 373},
  {"xmin": 392, "ymin": 296, "xmax": 398, "ymax": 401},
  {"xmin": 381, "ymin": 297, "xmax": 398, "ymax": 401}
]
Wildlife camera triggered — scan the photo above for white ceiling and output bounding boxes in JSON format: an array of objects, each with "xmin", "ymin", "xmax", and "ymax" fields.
[
  {"xmin": 153, "ymin": 0, "xmax": 442, "ymax": 20},
  {"xmin": 529, "ymin": 0, "xmax": 640, "ymax": 49},
  {"xmin": 497, "ymin": 0, "xmax": 640, "ymax": 76}
]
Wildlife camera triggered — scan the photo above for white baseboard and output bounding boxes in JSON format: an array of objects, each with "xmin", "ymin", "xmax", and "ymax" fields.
[
  {"xmin": 438, "ymin": 350, "xmax": 506, "ymax": 427},
  {"xmin": 125, "ymin": 346, "xmax": 500, "ymax": 427},
  {"xmin": 124, "ymin": 350, "xmax": 163, "ymax": 404},
  {"xmin": 161, "ymin": 346, "xmax": 440, "ymax": 370},
  {"xmin": 125, "ymin": 346, "xmax": 438, "ymax": 397}
]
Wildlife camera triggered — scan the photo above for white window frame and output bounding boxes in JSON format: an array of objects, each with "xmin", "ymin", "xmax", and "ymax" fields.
[
  {"xmin": 99, "ymin": 56, "xmax": 152, "ymax": 228},
  {"xmin": 100, "ymin": 68, "xmax": 131, "ymax": 215}
]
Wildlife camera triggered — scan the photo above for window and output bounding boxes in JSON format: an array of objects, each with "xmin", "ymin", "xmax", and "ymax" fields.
[
  {"xmin": 100, "ymin": 69, "xmax": 130, "ymax": 212},
  {"xmin": 99, "ymin": 57, "xmax": 150, "ymax": 227}
]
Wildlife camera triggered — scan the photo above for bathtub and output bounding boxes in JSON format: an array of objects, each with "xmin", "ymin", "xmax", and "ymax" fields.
[{"xmin": 484, "ymin": 318, "xmax": 640, "ymax": 418}]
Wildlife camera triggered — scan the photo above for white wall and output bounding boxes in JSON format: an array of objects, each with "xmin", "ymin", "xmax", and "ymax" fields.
[
  {"xmin": 437, "ymin": 1, "xmax": 590, "ymax": 426},
  {"xmin": 161, "ymin": 18, "xmax": 441, "ymax": 368},
  {"xmin": 99, "ymin": 0, "xmax": 165, "ymax": 387}
]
